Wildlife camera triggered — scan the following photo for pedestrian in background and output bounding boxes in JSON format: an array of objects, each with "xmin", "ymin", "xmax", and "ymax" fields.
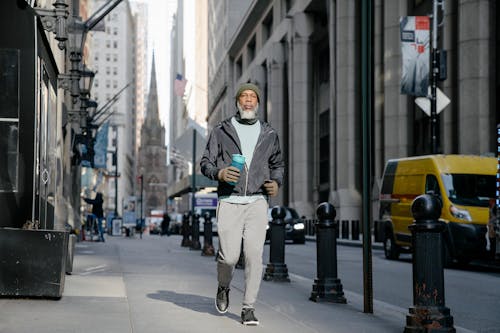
[
  {"xmin": 161, "ymin": 211, "xmax": 171, "ymax": 236},
  {"xmin": 200, "ymin": 82, "xmax": 284, "ymax": 325},
  {"xmin": 83, "ymin": 192, "xmax": 105, "ymax": 242}
]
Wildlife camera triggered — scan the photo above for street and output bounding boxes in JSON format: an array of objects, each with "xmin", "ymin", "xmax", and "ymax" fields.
[
  {"xmin": 276, "ymin": 240, "xmax": 500, "ymax": 332},
  {"xmin": 0, "ymin": 234, "xmax": 498, "ymax": 333}
]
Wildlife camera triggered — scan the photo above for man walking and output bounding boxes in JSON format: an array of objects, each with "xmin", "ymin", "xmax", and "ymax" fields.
[{"xmin": 200, "ymin": 82, "xmax": 284, "ymax": 325}]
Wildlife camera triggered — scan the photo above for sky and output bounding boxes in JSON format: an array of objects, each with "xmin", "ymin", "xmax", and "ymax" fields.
[{"xmin": 136, "ymin": 0, "xmax": 178, "ymax": 127}]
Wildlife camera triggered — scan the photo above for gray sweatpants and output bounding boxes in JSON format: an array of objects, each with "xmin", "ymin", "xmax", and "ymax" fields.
[{"xmin": 216, "ymin": 199, "xmax": 268, "ymax": 308}]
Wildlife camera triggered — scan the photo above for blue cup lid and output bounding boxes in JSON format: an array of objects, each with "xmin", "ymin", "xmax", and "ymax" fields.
[{"xmin": 232, "ymin": 154, "xmax": 245, "ymax": 163}]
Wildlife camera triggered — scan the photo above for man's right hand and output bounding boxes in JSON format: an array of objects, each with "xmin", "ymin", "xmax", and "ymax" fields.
[{"xmin": 218, "ymin": 166, "xmax": 241, "ymax": 183}]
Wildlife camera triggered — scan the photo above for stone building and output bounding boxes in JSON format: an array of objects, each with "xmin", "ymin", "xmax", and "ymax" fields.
[
  {"xmin": 137, "ymin": 56, "xmax": 168, "ymax": 215},
  {"xmin": 207, "ymin": 0, "xmax": 499, "ymax": 221}
]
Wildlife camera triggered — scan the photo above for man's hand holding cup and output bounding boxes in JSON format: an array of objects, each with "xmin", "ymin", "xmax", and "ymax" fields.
[{"xmin": 218, "ymin": 166, "xmax": 241, "ymax": 184}]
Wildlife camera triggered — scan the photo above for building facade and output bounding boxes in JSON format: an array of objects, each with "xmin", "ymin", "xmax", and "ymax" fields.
[
  {"xmin": 206, "ymin": 0, "xmax": 499, "ymax": 221},
  {"xmin": 137, "ymin": 57, "xmax": 168, "ymax": 216},
  {"xmin": 167, "ymin": 0, "xmax": 217, "ymax": 212},
  {"xmin": 87, "ymin": 0, "xmax": 137, "ymax": 215},
  {"xmin": 131, "ymin": 1, "xmax": 148, "ymax": 169}
]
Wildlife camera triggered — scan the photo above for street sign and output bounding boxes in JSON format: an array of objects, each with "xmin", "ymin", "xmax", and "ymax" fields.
[{"xmin": 415, "ymin": 87, "xmax": 450, "ymax": 116}]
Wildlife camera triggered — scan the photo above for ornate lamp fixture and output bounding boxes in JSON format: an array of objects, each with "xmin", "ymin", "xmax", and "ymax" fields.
[{"xmin": 33, "ymin": 0, "xmax": 69, "ymax": 50}]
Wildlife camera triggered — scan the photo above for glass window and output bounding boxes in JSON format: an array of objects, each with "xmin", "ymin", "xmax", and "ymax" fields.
[
  {"xmin": 425, "ymin": 174, "xmax": 441, "ymax": 196},
  {"xmin": 441, "ymin": 173, "xmax": 495, "ymax": 207},
  {"xmin": 0, "ymin": 49, "xmax": 20, "ymax": 192}
]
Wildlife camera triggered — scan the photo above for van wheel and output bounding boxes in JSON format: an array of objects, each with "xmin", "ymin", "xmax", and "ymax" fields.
[{"xmin": 384, "ymin": 230, "xmax": 400, "ymax": 260}]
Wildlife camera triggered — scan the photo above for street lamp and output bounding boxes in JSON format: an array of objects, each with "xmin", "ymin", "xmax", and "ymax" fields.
[
  {"xmin": 79, "ymin": 66, "xmax": 95, "ymax": 98},
  {"xmin": 58, "ymin": 16, "xmax": 87, "ymax": 101},
  {"xmin": 85, "ymin": 99, "xmax": 98, "ymax": 129},
  {"xmin": 33, "ymin": 0, "xmax": 69, "ymax": 50},
  {"xmin": 78, "ymin": 66, "xmax": 95, "ymax": 128}
]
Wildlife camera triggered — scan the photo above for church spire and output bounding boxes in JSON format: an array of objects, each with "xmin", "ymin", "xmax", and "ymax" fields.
[
  {"xmin": 146, "ymin": 53, "xmax": 160, "ymax": 123},
  {"xmin": 141, "ymin": 52, "xmax": 165, "ymax": 146}
]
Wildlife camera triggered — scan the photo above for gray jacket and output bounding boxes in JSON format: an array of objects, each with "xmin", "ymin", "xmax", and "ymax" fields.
[{"xmin": 200, "ymin": 116, "xmax": 284, "ymax": 198}]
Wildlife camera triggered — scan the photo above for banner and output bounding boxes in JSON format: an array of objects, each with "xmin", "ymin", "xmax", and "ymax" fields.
[
  {"xmin": 174, "ymin": 73, "xmax": 187, "ymax": 97},
  {"xmin": 93, "ymin": 121, "xmax": 109, "ymax": 169},
  {"xmin": 400, "ymin": 16, "xmax": 430, "ymax": 97}
]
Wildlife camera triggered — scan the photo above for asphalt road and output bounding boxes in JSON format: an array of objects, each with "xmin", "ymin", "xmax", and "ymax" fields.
[{"xmin": 263, "ymin": 240, "xmax": 500, "ymax": 333}]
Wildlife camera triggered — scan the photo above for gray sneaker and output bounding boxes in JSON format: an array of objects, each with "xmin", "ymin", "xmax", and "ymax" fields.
[
  {"xmin": 241, "ymin": 308, "xmax": 259, "ymax": 326},
  {"xmin": 215, "ymin": 286, "xmax": 230, "ymax": 314}
]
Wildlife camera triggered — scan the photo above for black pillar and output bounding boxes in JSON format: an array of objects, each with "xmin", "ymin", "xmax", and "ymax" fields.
[
  {"xmin": 181, "ymin": 212, "xmax": 191, "ymax": 247},
  {"xmin": 310, "ymin": 202, "xmax": 346, "ymax": 303},
  {"xmin": 190, "ymin": 213, "xmax": 201, "ymax": 250},
  {"xmin": 405, "ymin": 194, "xmax": 455, "ymax": 332},
  {"xmin": 201, "ymin": 211, "xmax": 214, "ymax": 256},
  {"xmin": 263, "ymin": 206, "xmax": 289, "ymax": 282}
]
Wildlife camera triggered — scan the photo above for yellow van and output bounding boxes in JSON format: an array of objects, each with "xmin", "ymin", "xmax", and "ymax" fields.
[{"xmin": 378, "ymin": 154, "xmax": 496, "ymax": 264}]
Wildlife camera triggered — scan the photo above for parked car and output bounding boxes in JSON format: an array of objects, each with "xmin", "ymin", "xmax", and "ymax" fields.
[
  {"xmin": 266, "ymin": 207, "xmax": 306, "ymax": 244},
  {"xmin": 149, "ymin": 222, "xmax": 161, "ymax": 235}
]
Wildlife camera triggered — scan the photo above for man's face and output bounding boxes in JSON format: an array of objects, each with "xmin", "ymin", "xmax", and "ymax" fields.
[{"xmin": 237, "ymin": 89, "xmax": 259, "ymax": 119}]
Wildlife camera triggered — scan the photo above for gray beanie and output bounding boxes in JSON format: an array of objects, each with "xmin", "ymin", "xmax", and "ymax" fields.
[{"xmin": 235, "ymin": 83, "xmax": 261, "ymax": 103}]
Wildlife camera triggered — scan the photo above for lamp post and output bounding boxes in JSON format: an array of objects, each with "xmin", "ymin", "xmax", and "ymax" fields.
[
  {"xmin": 139, "ymin": 168, "xmax": 144, "ymax": 239},
  {"xmin": 114, "ymin": 127, "xmax": 119, "ymax": 217}
]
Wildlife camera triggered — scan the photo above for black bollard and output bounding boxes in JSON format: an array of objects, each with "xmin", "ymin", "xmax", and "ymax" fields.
[
  {"xmin": 181, "ymin": 212, "xmax": 191, "ymax": 247},
  {"xmin": 263, "ymin": 206, "xmax": 290, "ymax": 282},
  {"xmin": 351, "ymin": 220, "xmax": 360, "ymax": 241},
  {"xmin": 190, "ymin": 213, "xmax": 201, "ymax": 250},
  {"xmin": 310, "ymin": 202, "xmax": 346, "ymax": 303},
  {"xmin": 341, "ymin": 220, "xmax": 349, "ymax": 239},
  {"xmin": 405, "ymin": 194, "xmax": 455, "ymax": 332},
  {"xmin": 235, "ymin": 242, "xmax": 245, "ymax": 269},
  {"xmin": 201, "ymin": 212, "xmax": 215, "ymax": 256}
]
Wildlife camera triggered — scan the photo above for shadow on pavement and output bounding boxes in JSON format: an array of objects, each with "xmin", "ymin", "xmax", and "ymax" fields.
[{"xmin": 147, "ymin": 290, "xmax": 241, "ymax": 322}]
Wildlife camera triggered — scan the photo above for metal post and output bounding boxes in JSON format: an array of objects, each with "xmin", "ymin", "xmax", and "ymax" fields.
[
  {"xmin": 181, "ymin": 212, "xmax": 191, "ymax": 247},
  {"xmin": 430, "ymin": 0, "xmax": 441, "ymax": 154},
  {"xmin": 263, "ymin": 206, "xmax": 290, "ymax": 282},
  {"xmin": 190, "ymin": 213, "xmax": 201, "ymax": 250},
  {"xmin": 310, "ymin": 202, "xmax": 346, "ymax": 303},
  {"xmin": 361, "ymin": 0, "xmax": 373, "ymax": 313},
  {"xmin": 114, "ymin": 127, "xmax": 118, "ymax": 217},
  {"xmin": 405, "ymin": 194, "xmax": 455, "ymax": 332},
  {"xmin": 235, "ymin": 242, "xmax": 245, "ymax": 269},
  {"xmin": 191, "ymin": 129, "xmax": 196, "ymax": 218},
  {"xmin": 139, "ymin": 173, "xmax": 143, "ymax": 239},
  {"xmin": 201, "ymin": 211, "xmax": 214, "ymax": 256}
]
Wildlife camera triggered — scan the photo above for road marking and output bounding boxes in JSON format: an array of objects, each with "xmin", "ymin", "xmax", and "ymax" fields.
[{"xmin": 81, "ymin": 264, "xmax": 108, "ymax": 275}]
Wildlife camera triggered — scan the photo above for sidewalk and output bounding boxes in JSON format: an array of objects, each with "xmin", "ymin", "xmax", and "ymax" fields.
[{"xmin": 0, "ymin": 234, "xmax": 405, "ymax": 333}]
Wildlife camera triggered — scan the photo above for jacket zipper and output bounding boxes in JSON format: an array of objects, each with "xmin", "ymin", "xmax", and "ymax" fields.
[{"xmin": 244, "ymin": 163, "xmax": 249, "ymax": 196}]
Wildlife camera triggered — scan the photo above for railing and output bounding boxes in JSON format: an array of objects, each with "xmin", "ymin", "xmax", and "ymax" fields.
[{"xmin": 304, "ymin": 219, "xmax": 362, "ymax": 241}]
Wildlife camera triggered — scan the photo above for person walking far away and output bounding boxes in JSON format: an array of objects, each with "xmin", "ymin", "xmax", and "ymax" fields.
[
  {"xmin": 83, "ymin": 192, "xmax": 105, "ymax": 242},
  {"xmin": 200, "ymin": 82, "xmax": 284, "ymax": 326},
  {"xmin": 161, "ymin": 211, "xmax": 171, "ymax": 236}
]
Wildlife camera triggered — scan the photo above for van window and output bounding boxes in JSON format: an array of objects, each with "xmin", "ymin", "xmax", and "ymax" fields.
[
  {"xmin": 441, "ymin": 173, "xmax": 495, "ymax": 207},
  {"xmin": 425, "ymin": 174, "xmax": 441, "ymax": 196},
  {"xmin": 380, "ymin": 161, "xmax": 398, "ymax": 194}
]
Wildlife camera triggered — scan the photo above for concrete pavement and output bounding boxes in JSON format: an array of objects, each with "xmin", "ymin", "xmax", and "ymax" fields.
[{"xmin": 0, "ymin": 234, "xmax": 418, "ymax": 333}]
